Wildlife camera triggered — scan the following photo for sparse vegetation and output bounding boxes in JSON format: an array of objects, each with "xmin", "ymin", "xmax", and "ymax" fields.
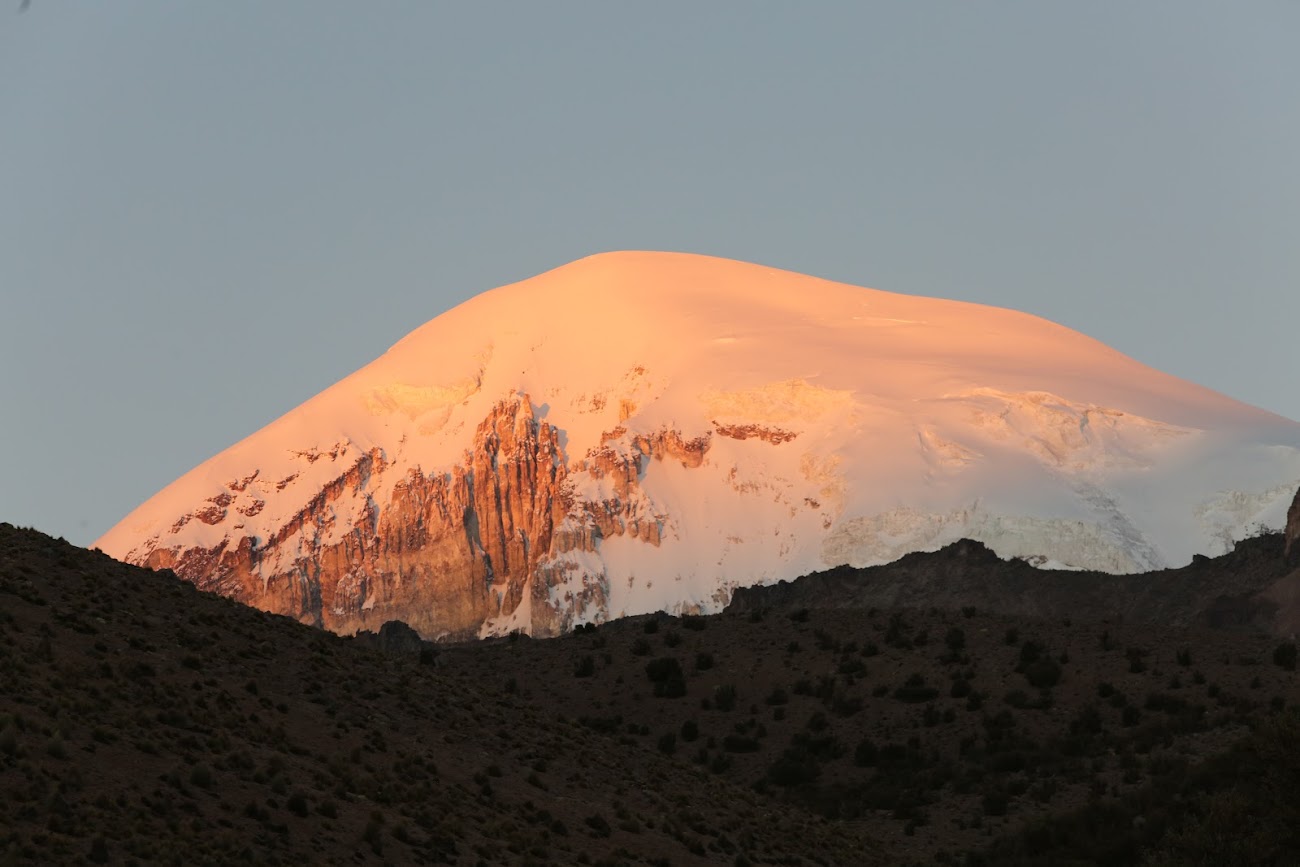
[{"xmin": 5, "ymin": 522, "xmax": 1300, "ymax": 865}]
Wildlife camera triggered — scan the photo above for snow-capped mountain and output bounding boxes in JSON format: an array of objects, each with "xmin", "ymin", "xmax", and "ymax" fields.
[{"xmin": 95, "ymin": 252, "xmax": 1300, "ymax": 639}]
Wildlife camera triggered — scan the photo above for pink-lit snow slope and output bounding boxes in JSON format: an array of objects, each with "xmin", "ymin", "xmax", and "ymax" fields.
[{"xmin": 97, "ymin": 251, "xmax": 1300, "ymax": 602}]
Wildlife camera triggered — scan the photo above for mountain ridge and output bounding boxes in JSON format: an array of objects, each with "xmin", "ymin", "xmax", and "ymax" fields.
[{"xmin": 95, "ymin": 252, "xmax": 1300, "ymax": 638}]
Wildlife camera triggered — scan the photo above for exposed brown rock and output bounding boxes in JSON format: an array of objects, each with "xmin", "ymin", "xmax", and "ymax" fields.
[
  {"xmin": 135, "ymin": 398, "xmax": 699, "ymax": 640},
  {"xmin": 712, "ymin": 421, "xmax": 798, "ymax": 444},
  {"xmin": 631, "ymin": 429, "xmax": 711, "ymax": 468}
]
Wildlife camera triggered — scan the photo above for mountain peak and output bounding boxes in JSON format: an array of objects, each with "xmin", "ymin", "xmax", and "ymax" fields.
[{"xmin": 96, "ymin": 254, "xmax": 1300, "ymax": 638}]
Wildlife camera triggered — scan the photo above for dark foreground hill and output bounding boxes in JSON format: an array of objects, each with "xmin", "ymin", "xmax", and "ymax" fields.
[
  {"xmin": 728, "ymin": 534, "xmax": 1300, "ymax": 635},
  {"xmin": 4, "ymin": 522, "xmax": 1300, "ymax": 865},
  {"xmin": 0, "ymin": 524, "xmax": 872, "ymax": 866}
]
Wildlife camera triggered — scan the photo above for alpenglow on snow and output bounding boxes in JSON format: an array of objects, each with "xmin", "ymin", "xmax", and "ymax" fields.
[{"xmin": 97, "ymin": 252, "xmax": 1300, "ymax": 639}]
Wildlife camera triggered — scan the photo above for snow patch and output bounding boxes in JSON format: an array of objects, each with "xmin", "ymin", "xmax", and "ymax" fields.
[
  {"xmin": 822, "ymin": 504, "xmax": 1155, "ymax": 573},
  {"xmin": 1196, "ymin": 482, "xmax": 1300, "ymax": 551}
]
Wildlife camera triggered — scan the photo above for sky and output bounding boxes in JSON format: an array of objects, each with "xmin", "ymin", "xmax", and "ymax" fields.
[{"xmin": 1, "ymin": 2, "xmax": 1297, "ymax": 547}]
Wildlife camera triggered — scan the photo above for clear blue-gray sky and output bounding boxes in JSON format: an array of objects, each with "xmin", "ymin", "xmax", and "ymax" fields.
[{"xmin": 2, "ymin": 2, "xmax": 1297, "ymax": 546}]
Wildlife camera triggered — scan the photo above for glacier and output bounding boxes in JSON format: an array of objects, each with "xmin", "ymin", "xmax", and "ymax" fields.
[{"xmin": 94, "ymin": 252, "xmax": 1300, "ymax": 638}]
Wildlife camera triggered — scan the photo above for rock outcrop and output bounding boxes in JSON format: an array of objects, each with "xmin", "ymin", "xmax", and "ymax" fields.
[
  {"xmin": 134, "ymin": 397, "xmax": 704, "ymax": 640},
  {"xmin": 1286, "ymin": 485, "xmax": 1300, "ymax": 567},
  {"xmin": 353, "ymin": 620, "xmax": 432, "ymax": 657}
]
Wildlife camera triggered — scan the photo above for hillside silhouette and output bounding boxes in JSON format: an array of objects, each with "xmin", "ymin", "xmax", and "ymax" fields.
[{"xmin": 4, "ymin": 521, "xmax": 1300, "ymax": 864}]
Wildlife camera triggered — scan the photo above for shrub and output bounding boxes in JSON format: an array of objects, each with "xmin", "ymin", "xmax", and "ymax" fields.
[
  {"xmin": 1273, "ymin": 642, "xmax": 1297, "ymax": 672},
  {"xmin": 767, "ymin": 753, "xmax": 819, "ymax": 787},
  {"xmin": 885, "ymin": 614, "xmax": 913, "ymax": 649},
  {"xmin": 574, "ymin": 655, "xmax": 596, "ymax": 678},
  {"xmin": 1127, "ymin": 648, "xmax": 1148, "ymax": 673},
  {"xmin": 832, "ymin": 694, "xmax": 863, "ymax": 717},
  {"xmin": 1019, "ymin": 639, "xmax": 1045, "ymax": 665},
  {"xmin": 837, "ymin": 656, "xmax": 866, "ymax": 676},
  {"xmin": 1023, "ymin": 658, "xmax": 1062, "ymax": 689},
  {"xmin": 646, "ymin": 657, "xmax": 686, "ymax": 698},
  {"xmin": 86, "ymin": 836, "xmax": 111, "ymax": 863},
  {"xmin": 894, "ymin": 673, "xmax": 939, "ymax": 703},
  {"xmin": 695, "ymin": 652, "xmax": 714, "ymax": 671},
  {"xmin": 714, "ymin": 684, "xmax": 738, "ymax": 712},
  {"xmin": 854, "ymin": 738, "xmax": 878, "ymax": 767},
  {"xmin": 1005, "ymin": 690, "xmax": 1031, "ymax": 709},
  {"xmin": 945, "ymin": 627, "xmax": 967, "ymax": 653},
  {"xmin": 981, "ymin": 789, "xmax": 1010, "ymax": 816},
  {"xmin": 1144, "ymin": 692, "xmax": 1188, "ymax": 714},
  {"xmin": 723, "ymin": 734, "xmax": 760, "ymax": 753},
  {"xmin": 1071, "ymin": 704, "xmax": 1103, "ymax": 736},
  {"xmin": 189, "ymin": 763, "xmax": 213, "ymax": 788}
]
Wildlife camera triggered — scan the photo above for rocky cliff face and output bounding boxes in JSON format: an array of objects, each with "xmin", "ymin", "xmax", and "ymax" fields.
[
  {"xmin": 1286, "ymin": 485, "xmax": 1300, "ymax": 567},
  {"xmin": 135, "ymin": 397, "xmax": 706, "ymax": 640}
]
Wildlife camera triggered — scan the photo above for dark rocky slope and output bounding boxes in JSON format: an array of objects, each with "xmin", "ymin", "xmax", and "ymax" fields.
[
  {"xmin": 729, "ymin": 529, "xmax": 1299, "ymax": 637},
  {"xmin": 0, "ymin": 523, "xmax": 874, "ymax": 866},
  {"xmin": 7, "ymin": 514, "xmax": 1300, "ymax": 864}
]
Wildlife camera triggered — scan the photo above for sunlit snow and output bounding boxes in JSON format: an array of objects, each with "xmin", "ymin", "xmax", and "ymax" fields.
[{"xmin": 96, "ymin": 252, "xmax": 1300, "ymax": 629}]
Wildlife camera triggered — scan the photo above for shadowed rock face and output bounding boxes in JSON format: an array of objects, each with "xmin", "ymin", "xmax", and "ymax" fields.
[
  {"xmin": 1286, "ymin": 486, "xmax": 1300, "ymax": 567},
  {"xmin": 136, "ymin": 397, "xmax": 706, "ymax": 640}
]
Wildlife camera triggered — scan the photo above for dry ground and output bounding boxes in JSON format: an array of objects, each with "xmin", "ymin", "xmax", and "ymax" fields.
[{"xmin": 4, "ymin": 522, "xmax": 1300, "ymax": 865}]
